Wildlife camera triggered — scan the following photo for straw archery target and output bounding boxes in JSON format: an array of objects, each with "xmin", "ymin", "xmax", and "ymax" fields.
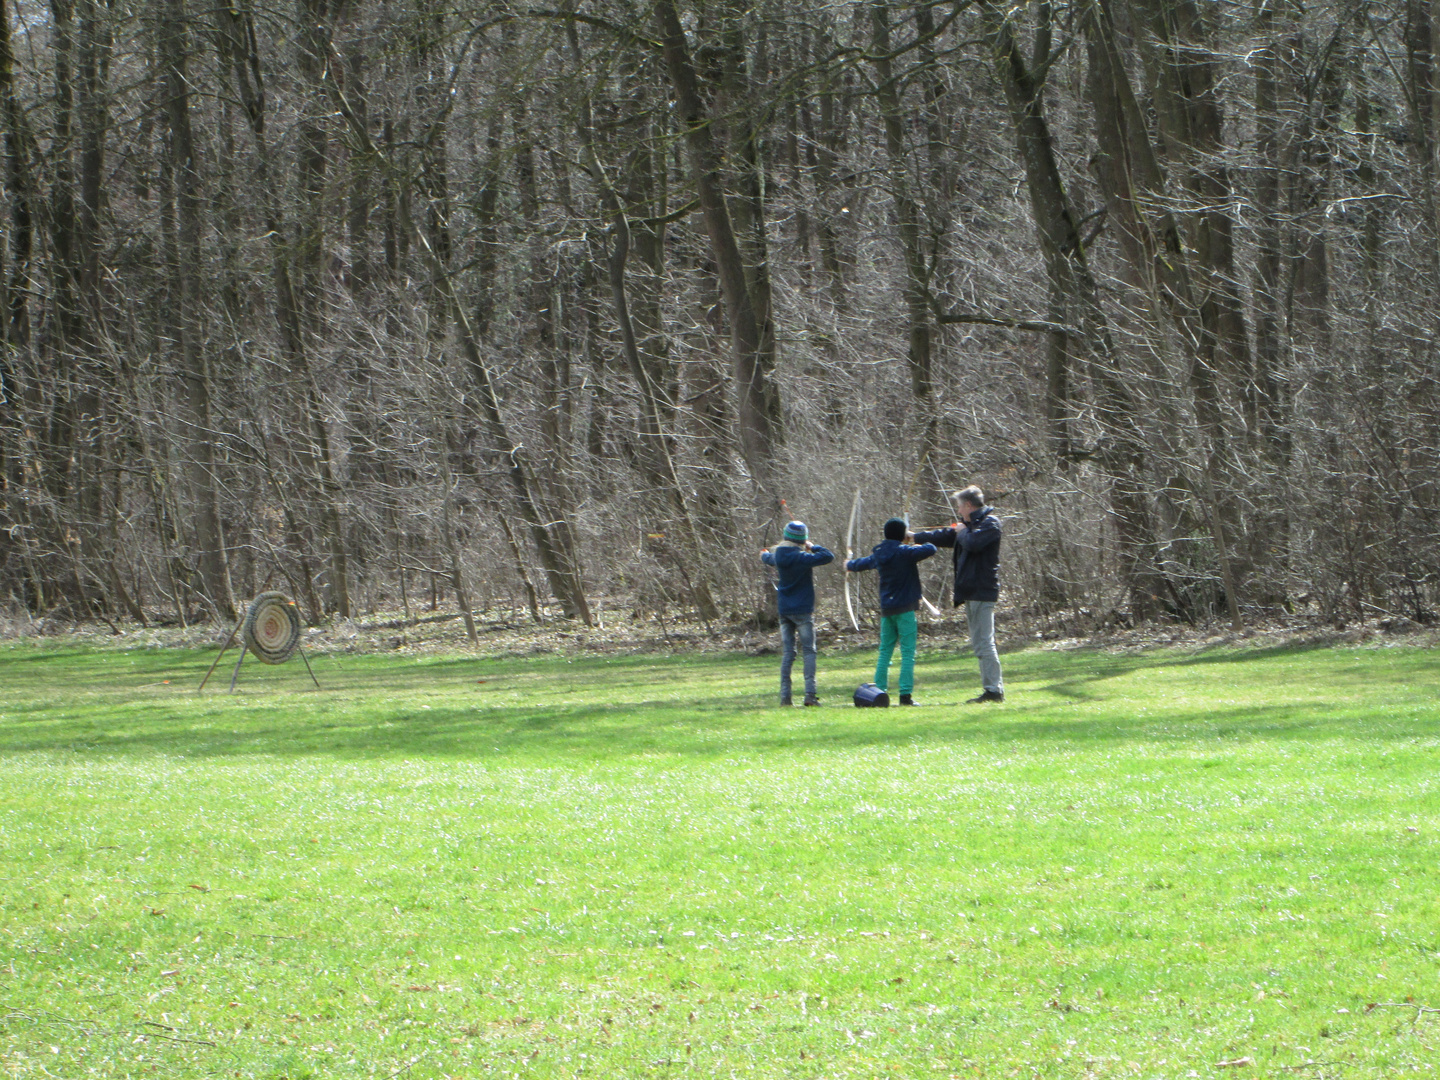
[{"xmin": 242, "ymin": 592, "xmax": 302, "ymax": 665}]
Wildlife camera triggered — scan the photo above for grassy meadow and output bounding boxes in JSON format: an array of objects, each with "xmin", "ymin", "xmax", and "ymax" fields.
[{"xmin": 1, "ymin": 636, "xmax": 1438, "ymax": 1078}]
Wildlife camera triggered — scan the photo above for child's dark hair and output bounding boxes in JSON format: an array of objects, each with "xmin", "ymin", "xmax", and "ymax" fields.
[{"xmin": 883, "ymin": 518, "xmax": 907, "ymax": 541}]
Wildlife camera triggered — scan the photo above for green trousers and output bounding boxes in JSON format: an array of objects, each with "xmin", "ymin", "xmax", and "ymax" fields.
[{"xmin": 874, "ymin": 610, "xmax": 918, "ymax": 695}]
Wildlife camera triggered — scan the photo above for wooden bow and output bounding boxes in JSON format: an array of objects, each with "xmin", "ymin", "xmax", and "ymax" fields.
[{"xmin": 844, "ymin": 488, "xmax": 861, "ymax": 631}]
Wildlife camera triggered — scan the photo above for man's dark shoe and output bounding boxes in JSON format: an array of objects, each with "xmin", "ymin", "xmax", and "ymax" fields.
[
  {"xmin": 780, "ymin": 695, "xmax": 793, "ymax": 706},
  {"xmin": 898, "ymin": 694, "xmax": 917, "ymax": 706},
  {"xmin": 803, "ymin": 694, "xmax": 820, "ymax": 706},
  {"xmin": 965, "ymin": 690, "xmax": 1005, "ymax": 704}
]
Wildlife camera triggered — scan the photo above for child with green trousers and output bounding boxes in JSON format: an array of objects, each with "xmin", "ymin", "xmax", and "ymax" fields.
[{"xmin": 845, "ymin": 518, "xmax": 936, "ymax": 705}]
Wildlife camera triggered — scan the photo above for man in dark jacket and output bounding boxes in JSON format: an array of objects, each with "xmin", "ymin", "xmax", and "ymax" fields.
[
  {"xmin": 913, "ymin": 486, "xmax": 1004, "ymax": 703},
  {"xmin": 845, "ymin": 518, "xmax": 937, "ymax": 705},
  {"xmin": 761, "ymin": 521, "xmax": 835, "ymax": 705}
]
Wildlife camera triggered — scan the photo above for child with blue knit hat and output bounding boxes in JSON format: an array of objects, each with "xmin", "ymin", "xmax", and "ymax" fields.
[{"xmin": 760, "ymin": 520, "xmax": 835, "ymax": 705}]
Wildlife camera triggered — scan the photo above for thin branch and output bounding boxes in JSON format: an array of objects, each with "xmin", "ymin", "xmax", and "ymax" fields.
[
  {"xmin": 523, "ymin": 8, "xmax": 663, "ymax": 51},
  {"xmin": 934, "ymin": 308, "xmax": 1081, "ymax": 334}
]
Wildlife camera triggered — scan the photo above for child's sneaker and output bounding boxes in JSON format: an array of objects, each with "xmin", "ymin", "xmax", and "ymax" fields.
[
  {"xmin": 899, "ymin": 694, "xmax": 917, "ymax": 706},
  {"xmin": 803, "ymin": 694, "xmax": 820, "ymax": 706}
]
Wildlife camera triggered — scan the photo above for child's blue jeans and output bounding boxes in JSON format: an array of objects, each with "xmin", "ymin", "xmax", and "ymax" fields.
[{"xmin": 779, "ymin": 613, "xmax": 817, "ymax": 699}]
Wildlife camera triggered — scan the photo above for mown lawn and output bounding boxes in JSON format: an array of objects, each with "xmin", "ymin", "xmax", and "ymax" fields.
[{"xmin": 1, "ymin": 638, "xmax": 1438, "ymax": 1078}]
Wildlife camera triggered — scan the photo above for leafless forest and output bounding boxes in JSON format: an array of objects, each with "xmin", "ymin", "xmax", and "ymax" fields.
[{"xmin": 0, "ymin": 0, "xmax": 1436, "ymax": 637}]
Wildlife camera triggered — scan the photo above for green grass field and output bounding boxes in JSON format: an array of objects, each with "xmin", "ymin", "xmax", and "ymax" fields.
[{"xmin": 1, "ymin": 638, "xmax": 1438, "ymax": 1078}]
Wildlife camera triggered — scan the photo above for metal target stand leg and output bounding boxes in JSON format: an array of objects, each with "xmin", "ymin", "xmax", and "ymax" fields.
[
  {"xmin": 228, "ymin": 642, "xmax": 249, "ymax": 693},
  {"xmin": 198, "ymin": 619, "xmax": 244, "ymax": 692},
  {"xmin": 297, "ymin": 644, "xmax": 321, "ymax": 689}
]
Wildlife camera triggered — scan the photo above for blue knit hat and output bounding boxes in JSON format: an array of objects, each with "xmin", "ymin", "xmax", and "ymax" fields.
[{"xmin": 783, "ymin": 520, "xmax": 808, "ymax": 542}]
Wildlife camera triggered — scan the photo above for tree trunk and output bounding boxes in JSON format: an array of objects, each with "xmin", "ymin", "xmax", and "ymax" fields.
[
  {"xmin": 1251, "ymin": 1, "xmax": 1293, "ymax": 460},
  {"xmin": 440, "ymin": 453, "xmax": 478, "ymax": 644},
  {"xmin": 982, "ymin": 0, "xmax": 1169, "ymax": 620},
  {"xmin": 218, "ymin": 0, "xmax": 352, "ymax": 617},
  {"xmin": 654, "ymin": 0, "xmax": 782, "ymax": 486},
  {"xmin": 802, "ymin": 16, "xmax": 848, "ymax": 307},
  {"xmin": 160, "ymin": 0, "xmax": 235, "ymax": 619},
  {"xmin": 343, "ymin": 34, "xmax": 372, "ymax": 295},
  {"xmin": 1, "ymin": 0, "xmax": 36, "ymax": 564},
  {"xmin": 870, "ymin": 0, "xmax": 942, "ymax": 464},
  {"xmin": 1082, "ymin": 0, "xmax": 1248, "ymax": 619},
  {"xmin": 1132, "ymin": 0, "xmax": 1255, "ymax": 407}
]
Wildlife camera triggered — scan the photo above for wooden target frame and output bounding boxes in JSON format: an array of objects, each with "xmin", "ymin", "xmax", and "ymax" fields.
[{"xmin": 199, "ymin": 592, "xmax": 320, "ymax": 692}]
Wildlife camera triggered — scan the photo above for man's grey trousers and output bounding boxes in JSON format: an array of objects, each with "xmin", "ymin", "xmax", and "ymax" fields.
[{"xmin": 965, "ymin": 600, "xmax": 1004, "ymax": 694}]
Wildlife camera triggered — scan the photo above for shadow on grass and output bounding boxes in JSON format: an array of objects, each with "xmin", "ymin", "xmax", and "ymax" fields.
[
  {"xmin": 2, "ymin": 697, "xmax": 1433, "ymax": 762},
  {"xmin": 1, "ymin": 643, "xmax": 1434, "ymax": 762}
]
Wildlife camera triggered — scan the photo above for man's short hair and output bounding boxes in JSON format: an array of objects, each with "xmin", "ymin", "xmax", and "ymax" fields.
[{"xmin": 953, "ymin": 485, "xmax": 985, "ymax": 508}]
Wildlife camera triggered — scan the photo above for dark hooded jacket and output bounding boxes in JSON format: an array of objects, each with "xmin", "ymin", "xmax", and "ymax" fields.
[
  {"xmin": 914, "ymin": 506, "xmax": 1001, "ymax": 604},
  {"xmin": 844, "ymin": 538, "xmax": 936, "ymax": 616},
  {"xmin": 761, "ymin": 540, "xmax": 835, "ymax": 616}
]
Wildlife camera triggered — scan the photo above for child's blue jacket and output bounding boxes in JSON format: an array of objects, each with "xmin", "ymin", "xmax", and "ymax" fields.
[
  {"xmin": 761, "ymin": 541, "xmax": 835, "ymax": 616},
  {"xmin": 845, "ymin": 539, "xmax": 936, "ymax": 616}
]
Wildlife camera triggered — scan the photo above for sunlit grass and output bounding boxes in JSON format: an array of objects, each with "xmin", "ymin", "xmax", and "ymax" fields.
[{"xmin": 1, "ymin": 639, "xmax": 1438, "ymax": 1077}]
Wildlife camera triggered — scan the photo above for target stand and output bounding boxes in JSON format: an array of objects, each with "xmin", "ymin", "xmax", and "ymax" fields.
[{"xmin": 199, "ymin": 592, "xmax": 320, "ymax": 692}]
